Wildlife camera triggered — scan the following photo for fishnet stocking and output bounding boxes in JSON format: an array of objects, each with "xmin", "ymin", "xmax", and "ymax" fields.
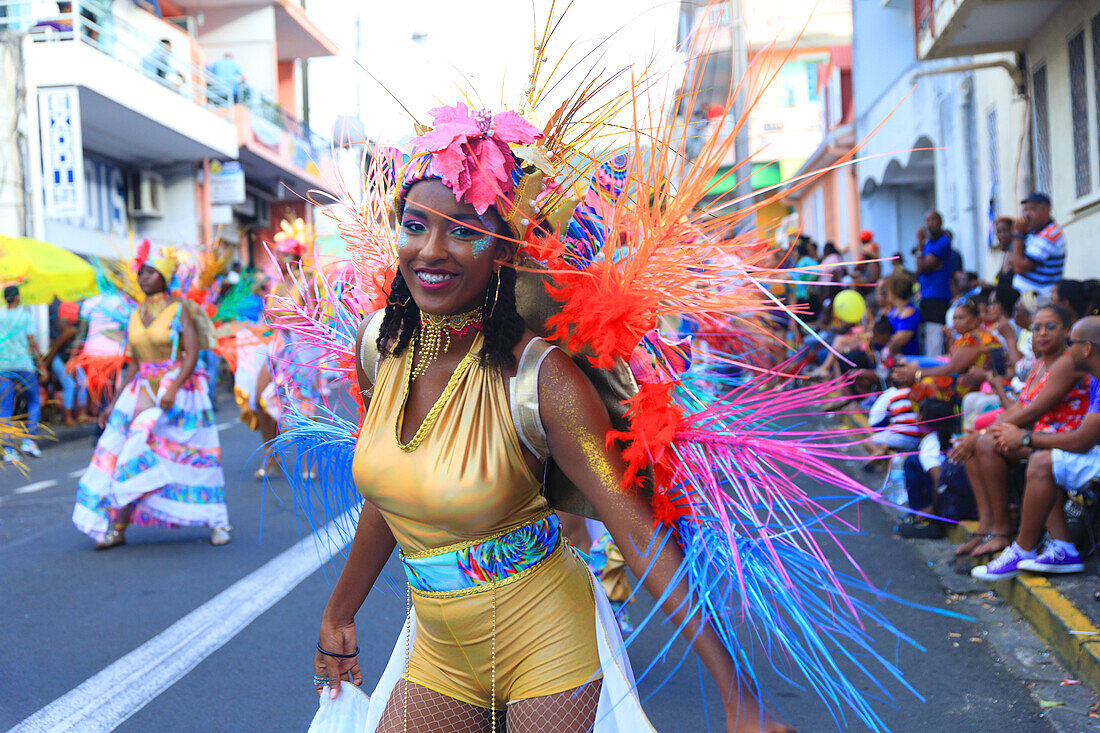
[
  {"xmin": 375, "ymin": 678, "xmax": 602, "ymax": 733},
  {"xmin": 506, "ymin": 680, "xmax": 601, "ymax": 733},
  {"xmin": 377, "ymin": 679, "xmax": 504, "ymax": 733}
]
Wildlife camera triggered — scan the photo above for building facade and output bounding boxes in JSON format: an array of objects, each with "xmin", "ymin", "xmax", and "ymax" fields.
[
  {"xmin": 0, "ymin": 0, "xmax": 339, "ymax": 268},
  {"xmin": 917, "ymin": 0, "xmax": 1100, "ymax": 280},
  {"xmin": 785, "ymin": 45, "xmax": 862, "ymax": 251}
]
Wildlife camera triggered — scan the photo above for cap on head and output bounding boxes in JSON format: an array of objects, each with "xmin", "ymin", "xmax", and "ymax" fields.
[
  {"xmin": 1022, "ymin": 192, "xmax": 1051, "ymax": 207},
  {"xmin": 859, "ymin": 230, "xmax": 873, "ymax": 243},
  {"xmin": 3, "ymin": 284, "xmax": 18, "ymax": 303}
]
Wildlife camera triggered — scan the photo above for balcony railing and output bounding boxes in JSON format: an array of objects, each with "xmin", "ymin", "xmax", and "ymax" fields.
[
  {"xmin": 236, "ymin": 87, "xmax": 330, "ymax": 156},
  {"xmin": 0, "ymin": 0, "xmax": 233, "ymax": 113}
]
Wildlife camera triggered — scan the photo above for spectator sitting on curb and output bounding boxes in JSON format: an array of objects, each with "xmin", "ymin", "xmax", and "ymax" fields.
[
  {"xmin": 892, "ymin": 298, "xmax": 1001, "ymax": 406},
  {"xmin": 993, "ymin": 216, "xmax": 1016, "ymax": 283},
  {"xmin": 896, "ymin": 399, "xmax": 976, "ymax": 539},
  {"xmin": 882, "ymin": 273, "xmax": 921, "ymax": 358},
  {"xmin": 972, "ymin": 315, "xmax": 1100, "ymax": 580},
  {"xmin": 950, "ymin": 305, "xmax": 1087, "ymax": 558},
  {"xmin": 865, "ymin": 367, "xmax": 921, "ymax": 456}
]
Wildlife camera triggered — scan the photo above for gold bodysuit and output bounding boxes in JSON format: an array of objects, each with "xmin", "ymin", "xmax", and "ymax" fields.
[{"xmin": 352, "ymin": 333, "xmax": 600, "ymax": 708}]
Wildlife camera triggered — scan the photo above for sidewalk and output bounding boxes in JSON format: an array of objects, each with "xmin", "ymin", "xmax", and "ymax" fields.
[{"xmin": 846, "ymin": 410, "xmax": 1100, "ymax": 697}]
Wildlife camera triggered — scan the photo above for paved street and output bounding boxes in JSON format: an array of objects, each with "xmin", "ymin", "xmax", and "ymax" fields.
[{"xmin": 0, "ymin": 406, "xmax": 1076, "ymax": 732}]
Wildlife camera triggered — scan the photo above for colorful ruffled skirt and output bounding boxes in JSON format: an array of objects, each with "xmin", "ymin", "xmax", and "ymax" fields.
[{"xmin": 73, "ymin": 360, "xmax": 228, "ymax": 541}]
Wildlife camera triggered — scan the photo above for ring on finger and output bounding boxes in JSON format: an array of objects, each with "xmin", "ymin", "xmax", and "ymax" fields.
[{"xmin": 313, "ymin": 674, "xmax": 329, "ymax": 686}]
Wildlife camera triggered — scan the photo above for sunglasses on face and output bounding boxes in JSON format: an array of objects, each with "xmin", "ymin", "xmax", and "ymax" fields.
[
  {"xmin": 1032, "ymin": 322, "xmax": 1062, "ymax": 332},
  {"xmin": 1066, "ymin": 338, "xmax": 1098, "ymax": 347}
]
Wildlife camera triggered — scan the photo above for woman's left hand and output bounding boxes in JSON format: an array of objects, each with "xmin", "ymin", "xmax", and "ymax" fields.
[
  {"xmin": 159, "ymin": 387, "xmax": 178, "ymax": 411},
  {"xmin": 991, "ymin": 423, "xmax": 1024, "ymax": 452}
]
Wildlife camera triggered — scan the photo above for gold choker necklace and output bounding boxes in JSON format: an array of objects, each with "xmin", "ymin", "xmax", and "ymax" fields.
[{"xmin": 411, "ymin": 307, "xmax": 483, "ymax": 380}]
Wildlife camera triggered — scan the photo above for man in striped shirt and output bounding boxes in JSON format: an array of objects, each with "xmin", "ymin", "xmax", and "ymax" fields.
[{"xmin": 1011, "ymin": 192, "xmax": 1065, "ymax": 297}]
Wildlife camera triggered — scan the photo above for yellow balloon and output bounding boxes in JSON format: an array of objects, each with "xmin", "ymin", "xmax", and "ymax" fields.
[{"xmin": 833, "ymin": 289, "xmax": 866, "ymax": 324}]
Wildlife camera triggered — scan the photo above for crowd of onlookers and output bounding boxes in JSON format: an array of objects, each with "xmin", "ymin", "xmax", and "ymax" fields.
[{"xmin": 786, "ymin": 191, "xmax": 1100, "ymax": 581}]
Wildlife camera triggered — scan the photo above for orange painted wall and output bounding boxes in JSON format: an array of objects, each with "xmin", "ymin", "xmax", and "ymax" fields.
[{"xmin": 276, "ymin": 60, "xmax": 297, "ymax": 116}]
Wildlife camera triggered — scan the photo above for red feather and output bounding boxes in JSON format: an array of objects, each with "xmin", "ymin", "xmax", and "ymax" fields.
[
  {"xmin": 650, "ymin": 486, "xmax": 692, "ymax": 527},
  {"xmin": 605, "ymin": 381, "xmax": 683, "ymax": 492},
  {"xmin": 132, "ymin": 239, "xmax": 151, "ymax": 273},
  {"xmin": 545, "ymin": 258, "xmax": 658, "ymax": 369}
]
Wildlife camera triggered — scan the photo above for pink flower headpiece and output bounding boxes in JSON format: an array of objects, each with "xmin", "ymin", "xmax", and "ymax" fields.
[
  {"xmin": 404, "ymin": 103, "xmax": 544, "ymax": 215},
  {"xmin": 276, "ymin": 239, "xmax": 306, "ymax": 258}
]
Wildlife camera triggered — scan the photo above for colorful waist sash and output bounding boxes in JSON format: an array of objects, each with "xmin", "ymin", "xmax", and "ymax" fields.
[
  {"xmin": 402, "ymin": 512, "xmax": 561, "ymax": 597},
  {"xmin": 138, "ymin": 360, "xmax": 208, "ymax": 387}
]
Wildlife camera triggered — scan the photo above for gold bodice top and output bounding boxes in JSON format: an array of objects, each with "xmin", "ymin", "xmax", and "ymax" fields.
[
  {"xmin": 127, "ymin": 300, "xmax": 180, "ymax": 363},
  {"xmin": 352, "ymin": 333, "xmax": 547, "ymax": 554}
]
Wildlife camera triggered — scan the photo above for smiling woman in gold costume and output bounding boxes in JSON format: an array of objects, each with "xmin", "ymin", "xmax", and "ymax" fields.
[{"xmin": 301, "ymin": 101, "xmax": 792, "ymax": 733}]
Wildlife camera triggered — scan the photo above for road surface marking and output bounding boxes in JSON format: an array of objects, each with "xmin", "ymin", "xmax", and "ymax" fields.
[
  {"xmin": 13, "ymin": 480, "xmax": 58, "ymax": 495},
  {"xmin": 216, "ymin": 422, "xmax": 232, "ymax": 432},
  {"xmin": 10, "ymin": 509, "xmax": 357, "ymax": 733},
  {"xmin": 67, "ymin": 469, "xmax": 85, "ymax": 479}
]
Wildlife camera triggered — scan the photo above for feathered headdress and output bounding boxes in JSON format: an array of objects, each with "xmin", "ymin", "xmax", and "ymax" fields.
[
  {"xmin": 394, "ymin": 103, "xmax": 585, "ymax": 245},
  {"xmin": 131, "ymin": 239, "xmax": 178, "ymax": 284}
]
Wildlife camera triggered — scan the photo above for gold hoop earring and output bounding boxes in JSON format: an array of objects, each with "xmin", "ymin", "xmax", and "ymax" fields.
[
  {"xmin": 486, "ymin": 269, "xmax": 501, "ymax": 319},
  {"xmin": 387, "ymin": 295, "xmax": 411, "ymax": 307}
]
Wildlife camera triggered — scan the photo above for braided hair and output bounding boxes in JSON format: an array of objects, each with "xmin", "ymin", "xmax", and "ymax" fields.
[{"xmin": 376, "ymin": 266, "xmax": 526, "ymax": 370}]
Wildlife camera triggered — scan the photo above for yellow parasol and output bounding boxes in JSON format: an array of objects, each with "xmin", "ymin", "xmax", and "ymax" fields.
[{"xmin": 0, "ymin": 236, "xmax": 99, "ymax": 304}]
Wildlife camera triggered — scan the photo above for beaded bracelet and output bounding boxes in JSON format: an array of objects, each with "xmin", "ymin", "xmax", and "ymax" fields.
[{"xmin": 316, "ymin": 642, "xmax": 359, "ymax": 659}]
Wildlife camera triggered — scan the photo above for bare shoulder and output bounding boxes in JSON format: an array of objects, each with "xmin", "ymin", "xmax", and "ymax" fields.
[
  {"xmin": 171, "ymin": 297, "xmax": 192, "ymax": 320},
  {"xmin": 531, "ymin": 340, "xmax": 605, "ymax": 419},
  {"xmin": 1053, "ymin": 352, "xmax": 1087, "ymax": 379}
]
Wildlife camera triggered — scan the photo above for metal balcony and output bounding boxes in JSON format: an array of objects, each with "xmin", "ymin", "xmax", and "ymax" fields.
[{"xmin": 914, "ymin": 0, "xmax": 1067, "ymax": 60}]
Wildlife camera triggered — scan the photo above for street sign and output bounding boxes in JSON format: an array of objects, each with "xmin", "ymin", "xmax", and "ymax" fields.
[
  {"xmin": 209, "ymin": 160, "xmax": 245, "ymax": 205},
  {"xmin": 39, "ymin": 87, "xmax": 85, "ymax": 220}
]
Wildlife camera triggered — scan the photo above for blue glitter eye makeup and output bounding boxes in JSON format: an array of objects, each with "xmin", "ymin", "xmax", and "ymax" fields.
[{"xmin": 471, "ymin": 235, "xmax": 493, "ymax": 257}]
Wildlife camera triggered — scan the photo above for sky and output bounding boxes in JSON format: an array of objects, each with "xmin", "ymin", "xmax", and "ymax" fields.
[{"xmin": 306, "ymin": 0, "xmax": 683, "ymax": 144}]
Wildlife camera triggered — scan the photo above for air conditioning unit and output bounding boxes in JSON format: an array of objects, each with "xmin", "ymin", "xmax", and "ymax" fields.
[{"xmin": 128, "ymin": 170, "xmax": 166, "ymax": 218}]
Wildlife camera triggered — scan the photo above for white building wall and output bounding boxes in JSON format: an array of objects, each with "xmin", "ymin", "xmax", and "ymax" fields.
[
  {"xmin": 970, "ymin": 62, "xmax": 1027, "ymax": 279},
  {"xmin": 136, "ymin": 163, "xmax": 200, "ymax": 248},
  {"xmin": 0, "ymin": 40, "xmax": 27, "ymax": 238},
  {"xmin": 852, "ymin": 0, "xmax": 989, "ymax": 273},
  {"xmin": 197, "ymin": 6, "xmax": 277, "ymax": 98},
  {"xmin": 1024, "ymin": 2, "xmax": 1100, "ymax": 279}
]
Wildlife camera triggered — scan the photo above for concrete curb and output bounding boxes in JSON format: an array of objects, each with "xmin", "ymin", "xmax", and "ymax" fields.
[
  {"xmin": 945, "ymin": 521, "xmax": 1100, "ymax": 692},
  {"xmin": 842, "ymin": 410, "xmax": 1100, "ymax": 693}
]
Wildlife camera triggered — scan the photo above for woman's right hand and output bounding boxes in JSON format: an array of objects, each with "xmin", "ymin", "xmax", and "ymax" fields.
[
  {"xmin": 97, "ymin": 401, "xmax": 117, "ymax": 429},
  {"xmin": 315, "ymin": 617, "xmax": 362, "ymax": 699}
]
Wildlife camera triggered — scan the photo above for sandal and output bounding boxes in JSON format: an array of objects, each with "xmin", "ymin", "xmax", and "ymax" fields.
[
  {"xmin": 953, "ymin": 532, "xmax": 984, "ymax": 556},
  {"xmin": 970, "ymin": 532, "xmax": 1012, "ymax": 557},
  {"xmin": 95, "ymin": 525, "xmax": 126, "ymax": 550}
]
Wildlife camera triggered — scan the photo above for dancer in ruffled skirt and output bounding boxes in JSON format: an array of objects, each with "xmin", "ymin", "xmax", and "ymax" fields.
[{"xmin": 73, "ymin": 247, "xmax": 229, "ymax": 549}]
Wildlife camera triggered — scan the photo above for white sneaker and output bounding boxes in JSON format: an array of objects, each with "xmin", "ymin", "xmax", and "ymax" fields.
[
  {"xmin": 211, "ymin": 527, "xmax": 231, "ymax": 546},
  {"xmin": 20, "ymin": 439, "xmax": 41, "ymax": 457},
  {"xmin": 2, "ymin": 447, "xmax": 15, "ymax": 463}
]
